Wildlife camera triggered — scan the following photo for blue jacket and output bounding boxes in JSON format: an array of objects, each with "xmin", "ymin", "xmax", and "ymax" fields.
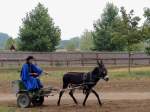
[{"xmin": 20, "ymin": 63, "xmax": 43, "ymax": 90}]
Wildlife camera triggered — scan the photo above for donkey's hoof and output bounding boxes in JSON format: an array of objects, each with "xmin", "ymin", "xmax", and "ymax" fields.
[
  {"xmin": 99, "ymin": 103, "xmax": 102, "ymax": 106},
  {"xmin": 75, "ymin": 102, "xmax": 78, "ymax": 105}
]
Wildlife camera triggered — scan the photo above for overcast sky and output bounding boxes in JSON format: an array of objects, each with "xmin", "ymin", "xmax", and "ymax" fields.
[{"xmin": 0, "ymin": 0, "xmax": 150, "ymax": 40}]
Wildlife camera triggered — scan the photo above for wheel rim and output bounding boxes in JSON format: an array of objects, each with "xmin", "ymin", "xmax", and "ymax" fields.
[
  {"xmin": 20, "ymin": 96, "xmax": 27, "ymax": 106},
  {"xmin": 18, "ymin": 94, "xmax": 30, "ymax": 108}
]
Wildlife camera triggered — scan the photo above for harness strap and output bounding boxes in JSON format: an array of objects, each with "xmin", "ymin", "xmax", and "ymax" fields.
[{"xmin": 83, "ymin": 73, "xmax": 87, "ymax": 84}]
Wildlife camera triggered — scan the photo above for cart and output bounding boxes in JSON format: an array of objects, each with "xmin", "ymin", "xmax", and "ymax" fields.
[{"xmin": 12, "ymin": 80, "xmax": 59, "ymax": 108}]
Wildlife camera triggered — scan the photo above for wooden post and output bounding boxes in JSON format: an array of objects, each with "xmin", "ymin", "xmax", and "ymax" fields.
[
  {"xmin": 114, "ymin": 58, "xmax": 117, "ymax": 65},
  {"xmin": 50, "ymin": 54, "xmax": 53, "ymax": 67},
  {"xmin": 66, "ymin": 60, "xmax": 69, "ymax": 67},
  {"xmin": 1, "ymin": 60, "xmax": 3, "ymax": 67},
  {"xmin": 81, "ymin": 53, "xmax": 84, "ymax": 66},
  {"xmin": 96, "ymin": 53, "xmax": 98, "ymax": 60},
  {"xmin": 131, "ymin": 58, "xmax": 133, "ymax": 65},
  {"xmin": 128, "ymin": 52, "xmax": 131, "ymax": 74},
  {"xmin": 18, "ymin": 59, "xmax": 22, "ymax": 67}
]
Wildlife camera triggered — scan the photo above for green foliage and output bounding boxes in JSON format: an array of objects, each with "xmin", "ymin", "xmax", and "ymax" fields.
[
  {"xmin": 143, "ymin": 8, "xmax": 150, "ymax": 55},
  {"xmin": 5, "ymin": 38, "xmax": 16, "ymax": 50},
  {"xmin": 19, "ymin": 3, "xmax": 61, "ymax": 52},
  {"xmin": 80, "ymin": 30, "xmax": 94, "ymax": 51},
  {"xmin": 129, "ymin": 43, "xmax": 145, "ymax": 51},
  {"xmin": 65, "ymin": 41, "xmax": 76, "ymax": 51},
  {"xmin": 144, "ymin": 8, "xmax": 150, "ymax": 23},
  {"xmin": 93, "ymin": 3, "xmax": 124, "ymax": 51},
  {"xmin": 112, "ymin": 7, "xmax": 143, "ymax": 52},
  {"xmin": 0, "ymin": 33, "xmax": 10, "ymax": 49},
  {"xmin": 69, "ymin": 37, "xmax": 80, "ymax": 48},
  {"xmin": 57, "ymin": 40, "xmax": 70, "ymax": 49},
  {"xmin": 57, "ymin": 37, "xmax": 80, "ymax": 50},
  {"xmin": 92, "ymin": 3, "xmax": 147, "ymax": 52}
]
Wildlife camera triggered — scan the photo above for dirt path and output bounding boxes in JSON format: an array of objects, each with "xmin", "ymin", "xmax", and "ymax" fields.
[
  {"xmin": 1, "ymin": 92, "xmax": 150, "ymax": 102},
  {"xmin": 1, "ymin": 92, "xmax": 150, "ymax": 112}
]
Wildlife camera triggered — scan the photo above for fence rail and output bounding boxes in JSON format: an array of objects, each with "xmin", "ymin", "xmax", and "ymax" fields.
[{"xmin": 0, "ymin": 51, "xmax": 150, "ymax": 67}]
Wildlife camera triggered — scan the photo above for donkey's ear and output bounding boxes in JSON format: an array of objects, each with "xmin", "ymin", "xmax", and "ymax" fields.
[
  {"xmin": 100, "ymin": 60, "xmax": 104, "ymax": 66},
  {"xmin": 97, "ymin": 60, "xmax": 100, "ymax": 65},
  {"xmin": 100, "ymin": 60, "xmax": 103, "ymax": 64}
]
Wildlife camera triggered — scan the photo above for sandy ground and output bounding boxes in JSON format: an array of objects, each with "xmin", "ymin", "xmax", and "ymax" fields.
[
  {"xmin": 1, "ymin": 78, "xmax": 150, "ymax": 111},
  {"xmin": 1, "ymin": 78, "xmax": 150, "ymax": 93},
  {"xmin": 1, "ymin": 92, "xmax": 150, "ymax": 101},
  {"xmin": 0, "ymin": 92, "xmax": 150, "ymax": 112}
]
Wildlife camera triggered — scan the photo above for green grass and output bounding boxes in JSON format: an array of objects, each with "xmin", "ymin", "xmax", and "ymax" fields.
[
  {"xmin": 0, "ymin": 67, "xmax": 150, "ymax": 81},
  {"xmin": 110, "ymin": 71, "xmax": 150, "ymax": 78},
  {"xmin": 0, "ymin": 107, "xmax": 16, "ymax": 112}
]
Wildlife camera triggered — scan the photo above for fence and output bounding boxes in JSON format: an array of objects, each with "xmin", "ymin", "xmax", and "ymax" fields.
[{"xmin": 0, "ymin": 51, "xmax": 150, "ymax": 68}]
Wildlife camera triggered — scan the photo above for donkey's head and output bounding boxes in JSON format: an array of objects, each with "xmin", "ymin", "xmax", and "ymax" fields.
[{"xmin": 96, "ymin": 60, "xmax": 109, "ymax": 81}]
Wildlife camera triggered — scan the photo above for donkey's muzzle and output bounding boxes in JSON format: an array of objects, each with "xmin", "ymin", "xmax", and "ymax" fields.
[{"xmin": 104, "ymin": 75, "xmax": 109, "ymax": 81}]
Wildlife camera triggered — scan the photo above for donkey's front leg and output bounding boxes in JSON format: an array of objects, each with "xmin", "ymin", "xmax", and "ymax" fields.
[
  {"xmin": 83, "ymin": 90, "xmax": 91, "ymax": 106},
  {"xmin": 91, "ymin": 89, "xmax": 102, "ymax": 106}
]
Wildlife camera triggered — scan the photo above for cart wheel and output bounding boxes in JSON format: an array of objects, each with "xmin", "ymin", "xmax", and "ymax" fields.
[
  {"xmin": 17, "ymin": 94, "xmax": 31, "ymax": 108},
  {"xmin": 32, "ymin": 96, "xmax": 44, "ymax": 106}
]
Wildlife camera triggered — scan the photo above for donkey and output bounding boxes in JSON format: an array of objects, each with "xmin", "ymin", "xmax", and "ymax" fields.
[{"xmin": 57, "ymin": 60, "xmax": 109, "ymax": 106}]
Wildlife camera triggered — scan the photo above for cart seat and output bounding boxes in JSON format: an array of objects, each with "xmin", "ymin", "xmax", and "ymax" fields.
[{"xmin": 12, "ymin": 80, "xmax": 27, "ymax": 92}]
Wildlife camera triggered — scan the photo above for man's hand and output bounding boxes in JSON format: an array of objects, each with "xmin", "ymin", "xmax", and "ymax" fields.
[
  {"xmin": 44, "ymin": 71, "xmax": 49, "ymax": 75},
  {"xmin": 30, "ymin": 73, "xmax": 38, "ymax": 76}
]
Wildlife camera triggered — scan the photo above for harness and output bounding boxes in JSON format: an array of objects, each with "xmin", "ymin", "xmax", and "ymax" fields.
[
  {"xmin": 82, "ymin": 72, "xmax": 96, "ymax": 94},
  {"xmin": 83, "ymin": 72, "xmax": 98, "ymax": 85},
  {"xmin": 83, "ymin": 73, "xmax": 87, "ymax": 84}
]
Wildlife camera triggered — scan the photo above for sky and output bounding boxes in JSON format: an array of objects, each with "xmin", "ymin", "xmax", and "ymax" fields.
[{"xmin": 0, "ymin": 0, "xmax": 150, "ymax": 40}]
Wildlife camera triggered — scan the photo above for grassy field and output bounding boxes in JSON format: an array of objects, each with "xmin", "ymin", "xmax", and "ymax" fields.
[{"xmin": 0, "ymin": 66, "xmax": 150, "ymax": 81}]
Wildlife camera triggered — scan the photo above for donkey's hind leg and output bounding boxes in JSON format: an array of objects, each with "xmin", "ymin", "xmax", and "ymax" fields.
[
  {"xmin": 69, "ymin": 89, "xmax": 78, "ymax": 104},
  {"xmin": 91, "ymin": 89, "xmax": 102, "ymax": 106},
  {"xmin": 57, "ymin": 90, "xmax": 65, "ymax": 106}
]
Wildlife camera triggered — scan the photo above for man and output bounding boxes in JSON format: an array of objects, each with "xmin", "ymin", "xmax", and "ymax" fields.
[{"xmin": 20, "ymin": 56, "xmax": 45, "ymax": 91}]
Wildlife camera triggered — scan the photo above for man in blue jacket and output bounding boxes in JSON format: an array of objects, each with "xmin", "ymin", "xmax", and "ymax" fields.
[{"xmin": 20, "ymin": 56, "xmax": 44, "ymax": 91}]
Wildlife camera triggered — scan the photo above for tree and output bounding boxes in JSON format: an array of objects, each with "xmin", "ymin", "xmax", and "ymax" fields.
[
  {"xmin": 18, "ymin": 3, "xmax": 61, "ymax": 52},
  {"xmin": 0, "ymin": 33, "xmax": 10, "ymax": 49},
  {"xmin": 143, "ymin": 8, "xmax": 150, "ymax": 55},
  {"xmin": 112, "ymin": 7, "xmax": 143, "ymax": 73},
  {"xmin": 5, "ymin": 38, "xmax": 16, "ymax": 50},
  {"xmin": 80, "ymin": 30, "xmax": 94, "ymax": 51},
  {"xmin": 69, "ymin": 37, "xmax": 80, "ymax": 49},
  {"xmin": 65, "ymin": 42, "xmax": 76, "ymax": 51},
  {"xmin": 93, "ymin": 3, "xmax": 124, "ymax": 51}
]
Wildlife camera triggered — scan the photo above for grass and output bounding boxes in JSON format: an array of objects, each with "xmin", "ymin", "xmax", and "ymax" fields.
[
  {"xmin": 109, "ymin": 66, "xmax": 150, "ymax": 79},
  {"xmin": 0, "ymin": 107, "xmax": 16, "ymax": 112},
  {"xmin": 0, "ymin": 66, "xmax": 150, "ymax": 82}
]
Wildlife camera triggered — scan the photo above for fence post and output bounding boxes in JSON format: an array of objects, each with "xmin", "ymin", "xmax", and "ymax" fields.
[
  {"xmin": 0, "ymin": 60, "xmax": 3, "ymax": 67},
  {"xmin": 96, "ymin": 53, "xmax": 98, "ymax": 59},
  {"xmin": 66, "ymin": 60, "xmax": 69, "ymax": 67},
  {"xmin": 18, "ymin": 60, "xmax": 21, "ymax": 67},
  {"xmin": 50, "ymin": 54, "xmax": 53, "ymax": 66},
  {"xmin": 149, "ymin": 58, "xmax": 150, "ymax": 65},
  {"xmin": 114, "ymin": 58, "xmax": 117, "ymax": 65},
  {"xmin": 131, "ymin": 58, "xmax": 133, "ymax": 65},
  {"xmin": 81, "ymin": 53, "xmax": 84, "ymax": 66}
]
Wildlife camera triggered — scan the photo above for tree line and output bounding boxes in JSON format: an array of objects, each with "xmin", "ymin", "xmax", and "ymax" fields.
[{"xmin": 3, "ymin": 2, "xmax": 150, "ymax": 54}]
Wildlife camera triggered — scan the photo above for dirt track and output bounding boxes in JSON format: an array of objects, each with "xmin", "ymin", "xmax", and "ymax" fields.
[
  {"xmin": 1, "ymin": 92, "xmax": 150, "ymax": 101},
  {"xmin": 1, "ymin": 92, "xmax": 150, "ymax": 112},
  {"xmin": 1, "ymin": 75, "xmax": 150, "ymax": 111}
]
